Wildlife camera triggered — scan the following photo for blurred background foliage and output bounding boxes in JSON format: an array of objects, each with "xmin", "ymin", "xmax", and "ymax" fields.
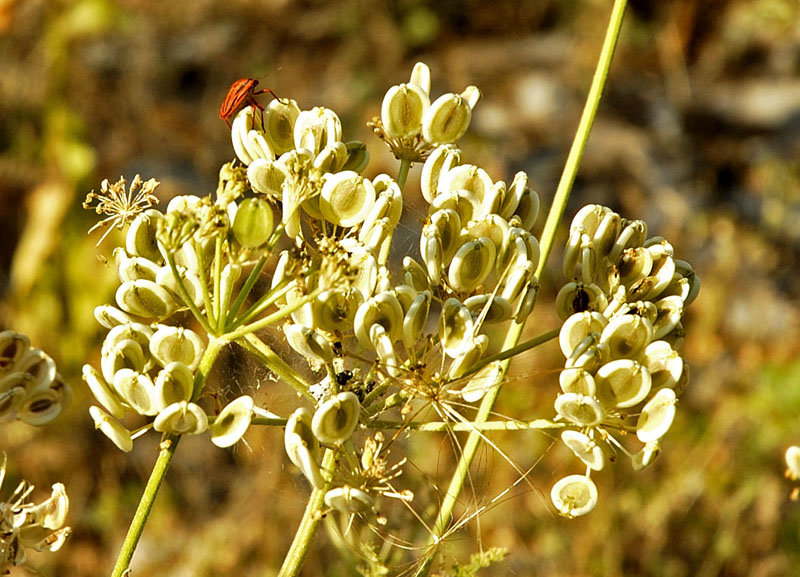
[{"xmin": 1, "ymin": 0, "xmax": 800, "ymax": 575}]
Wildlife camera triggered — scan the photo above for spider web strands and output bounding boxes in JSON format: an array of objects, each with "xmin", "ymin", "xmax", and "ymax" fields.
[{"xmin": 331, "ymin": 433, "xmax": 559, "ymax": 577}]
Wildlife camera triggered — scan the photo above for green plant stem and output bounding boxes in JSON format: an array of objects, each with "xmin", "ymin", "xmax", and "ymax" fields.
[
  {"xmin": 536, "ymin": 0, "xmax": 628, "ymax": 280},
  {"xmin": 276, "ymin": 449, "xmax": 337, "ymax": 577},
  {"xmin": 413, "ymin": 2, "xmax": 627, "ymax": 575},
  {"xmin": 397, "ymin": 158, "xmax": 412, "ymax": 191},
  {"xmin": 226, "ymin": 285, "xmax": 325, "ymax": 340},
  {"xmin": 226, "ymin": 255, "xmax": 267, "ymax": 322},
  {"xmin": 238, "ymin": 333, "xmax": 315, "ymax": 402},
  {"xmin": 165, "ymin": 253, "xmax": 214, "ymax": 335},
  {"xmin": 109, "ymin": 336, "xmax": 226, "ymax": 576},
  {"xmin": 109, "ymin": 434, "xmax": 180, "ymax": 577}
]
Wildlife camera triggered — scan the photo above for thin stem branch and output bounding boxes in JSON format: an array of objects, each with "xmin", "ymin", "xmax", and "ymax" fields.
[
  {"xmin": 237, "ymin": 333, "xmax": 315, "ymax": 402},
  {"xmin": 396, "ymin": 158, "xmax": 412, "ymax": 191},
  {"xmin": 276, "ymin": 449, "xmax": 337, "ymax": 577},
  {"xmin": 109, "ymin": 336, "xmax": 226, "ymax": 576},
  {"xmin": 413, "ymin": 1, "xmax": 628, "ymax": 574}
]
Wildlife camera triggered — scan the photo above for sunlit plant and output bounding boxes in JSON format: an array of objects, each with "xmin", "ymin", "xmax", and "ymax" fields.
[{"xmin": 69, "ymin": 1, "xmax": 703, "ymax": 575}]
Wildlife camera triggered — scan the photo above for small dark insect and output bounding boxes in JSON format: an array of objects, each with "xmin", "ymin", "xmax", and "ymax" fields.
[
  {"xmin": 336, "ymin": 370, "xmax": 354, "ymax": 388},
  {"xmin": 219, "ymin": 78, "xmax": 279, "ymax": 126}
]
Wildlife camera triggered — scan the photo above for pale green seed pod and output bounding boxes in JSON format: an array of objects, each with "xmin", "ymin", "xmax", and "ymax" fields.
[
  {"xmin": 342, "ymin": 140, "xmax": 370, "ymax": 173},
  {"xmin": 313, "ymin": 288, "xmax": 362, "ymax": 334},
  {"xmin": 617, "ymin": 246, "xmax": 654, "ymax": 287},
  {"xmin": 94, "ymin": 305, "xmax": 134, "ymax": 329},
  {"xmin": 115, "ymin": 279, "xmax": 175, "ymax": 319},
  {"xmin": 448, "ymin": 237, "xmax": 496, "ymax": 294},
  {"xmin": 211, "ymin": 395, "xmax": 254, "ymax": 448},
  {"xmin": 555, "ymin": 282, "xmax": 608, "ymax": 320},
  {"xmin": 422, "ymin": 87, "xmax": 480, "ymax": 145},
  {"xmin": 440, "ymin": 164, "xmax": 493, "ymax": 203},
  {"xmin": 570, "ymin": 204, "xmax": 611, "ymax": 236},
  {"xmin": 354, "ymin": 292, "xmax": 404, "ymax": 348},
  {"xmin": 592, "ymin": 210, "xmax": 621, "ymax": 258},
  {"xmin": 284, "ymin": 324, "xmax": 334, "ymax": 365},
  {"xmin": 0, "ymin": 379, "xmax": 25, "ymax": 417},
  {"xmin": 429, "ymin": 209, "xmax": 462, "ymax": 263},
  {"xmin": 393, "ymin": 284, "xmax": 417, "ymax": 313},
  {"xmin": 651, "ymin": 295, "xmax": 684, "ymax": 340},
  {"xmin": 112, "ymin": 369, "xmax": 158, "ymax": 416},
  {"xmin": 551, "ymin": 474, "xmax": 598, "ymax": 518},
  {"xmin": 633, "ymin": 248, "xmax": 676, "ymax": 301},
  {"xmin": 264, "ymin": 98, "xmax": 300, "ymax": 156},
  {"xmin": 313, "ymin": 141, "xmax": 348, "ymax": 173},
  {"xmin": 631, "ymin": 442, "xmax": 661, "ymax": 471},
  {"xmin": 561, "ymin": 430, "xmax": 605, "ymax": 471},
  {"xmin": 0, "ymin": 330, "xmax": 29, "ymax": 371},
  {"xmin": 156, "ymin": 264, "xmax": 204, "ymax": 310},
  {"xmin": 559, "ymin": 311, "xmax": 608, "ymax": 358},
  {"xmin": 17, "ymin": 386, "xmax": 64, "ymax": 425},
  {"xmin": 465, "ymin": 214, "xmax": 508, "ymax": 251},
  {"xmin": 83, "ymin": 364, "xmax": 125, "ymax": 418},
  {"xmin": 431, "ymin": 189, "xmax": 480, "ymax": 224},
  {"xmin": 102, "ymin": 322, "xmax": 154, "ymax": 358},
  {"xmin": 565, "ymin": 334, "xmax": 608, "ymax": 372},
  {"xmin": 636, "ymin": 388, "xmax": 677, "ymax": 443},
  {"xmin": 324, "ymin": 485, "xmax": 374, "ymax": 513},
  {"xmin": 403, "ymin": 257, "xmax": 430, "ymax": 292},
  {"xmin": 559, "ymin": 367, "xmax": 596, "ymax": 396},
  {"xmin": 312, "ymin": 391, "xmax": 361, "ymax": 445},
  {"xmin": 459, "ymin": 360, "xmax": 503, "ymax": 403},
  {"xmin": 89, "ymin": 405, "xmax": 133, "ymax": 452},
  {"xmin": 554, "ymin": 392, "xmax": 605, "ymax": 427},
  {"xmin": 420, "ymin": 144, "xmax": 461, "ymax": 203},
  {"xmin": 231, "ymin": 107, "xmax": 266, "ymax": 165},
  {"xmin": 371, "ymin": 324, "xmax": 400, "ymax": 377},
  {"xmin": 640, "ymin": 340, "xmax": 683, "ymax": 389},
  {"xmin": 409, "ymin": 61, "xmax": 431, "ymax": 95},
  {"xmin": 114, "ymin": 249, "xmax": 159, "ymax": 283},
  {"xmin": 285, "ymin": 407, "xmax": 324, "ymax": 489},
  {"xmin": 153, "ymin": 401, "xmax": 208, "ymax": 435},
  {"xmin": 154, "ymin": 362, "xmax": 194, "ymax": 409},
  {"xmin": 126, "ymin": 209, "xmax": 164, "ymax": 263},
  {"xmin": 16, "ymin": 348, "xmax": 57, "ymax": 389},
  {"xmin": 464, "ymin": 294, "xmax": 513, "ymax": 324},
  {"xmin": 232, "ymin": 197, "xmax": 274, "ymax": 248},
  {"xmin": 101, "ymin": 338, "xmax": 147, "ymax": 384},
  {"xmin": 319, "ymin": 171, "xmax": 376, "ymax": 228},
  {"xmin": 350, "ymin": 248, "xmax": 379, "ymax": 300},
  {"xmin": 149, "ymin": 325, "xmax": 205, "ymax": 371},
  {"xmin": 512, "ymin": 184, "xmax": 540, "ymax": 232},
  {"xmin": 673, "ymin": 259, "xmax": 700, "ymax": 306},
  {"xmin": 281, "ymin": 181, "xmax": 302, "ymax": 240},
  {"xmin": 599, "ymin": 314, "xmax": 654, "ymax": 360},
  {"xmin": 403, "ymin": 290, "xmax": 431, "ymax": 350},
  {"xmin": 609, "ymin": 219, "xmax": 648, "ymax": 263},
  {"xmin": 499, "ymin": 172, "xmax": 528, "ymax": 219},
  {"xmin": 381, "ymin": 83, "xmax": 429, "ymax": 139},
  {"xmin": 595, "ymin": 359, "xmax": 651, "ymax": 408},
  {"xmin": 361, "ymin": 175, "xmax": 403, "ymax": 234},
  {"xmin": 247, "ymin": 158, "xmax": 286, "ymax": 198},
  {"xmin": 294, "ymin": 107, "xmax": 342, "ymax": 156},
  {"xmin": 439, "ymin": 298, "xmax": 474, "ymax": 358},
  {"xmin": 562, "ymin": 229, "xmax": 585, "ymax": 278},
  {"xmin": 448, "ymin": 334, "xmax": 488, "ymax": 380},
  {"xmin": 500, "ymin": 260, "xmax": 533, "ymax": 303},
  {"xmin": 420, "ymin": 227, "xmax": 443, "ymax": 287}
]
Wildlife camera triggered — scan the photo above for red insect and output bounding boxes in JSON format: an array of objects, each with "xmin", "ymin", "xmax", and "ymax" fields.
[{"xmin": 219, "ymin": 78, "xmax": 279, "ymax": 126}]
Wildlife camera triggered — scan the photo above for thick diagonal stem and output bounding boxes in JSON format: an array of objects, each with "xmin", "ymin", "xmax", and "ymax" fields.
[{"xmin": 413, "ymin": 1, "xmax": 628, "ymax": 574}]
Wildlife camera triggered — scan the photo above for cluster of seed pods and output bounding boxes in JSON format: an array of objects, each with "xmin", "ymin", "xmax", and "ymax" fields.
[
  {"xmin": 0, "ymin": 331, "xmax": 69, "ymax": 426},
  {"xmin": 84, "ymin": 205, "xmax": 257, "ymax": 451},
  {"xmin": 550, "ymin": 205, "xmax": 700, "ymax": 517},
  {"xmin": 0, "ymin": 455, "xmax": 70, "ymax": 572}
]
